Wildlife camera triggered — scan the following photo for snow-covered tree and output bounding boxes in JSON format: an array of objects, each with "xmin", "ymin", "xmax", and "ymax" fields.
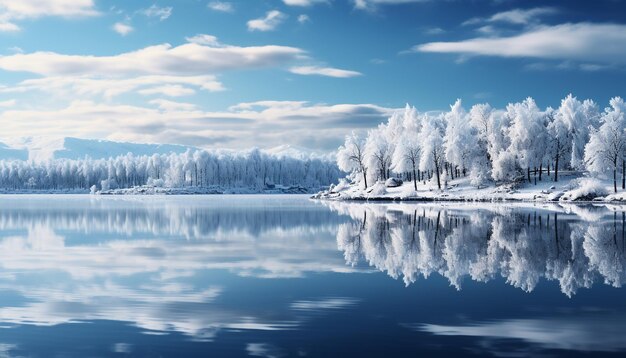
[
  {"xmin": 584, "ymin": 97, "xmax": 626, "ymax": 192},
  {"xmin": 337, "ymin": 132, "xmax": 369, "ymax": 188},
  {"xmin": 365, "ymin": 125, "xmax": 393, "ymax": 182},
  {"xmin": 506, "ymin": 97, "xmax": 549, "ymax": 184},
  {"xmin": 548, "ymin": 94, "xmax": 597, "ymax": 181},
  {"xmin": 418, "ymin": 114, "xmax": 445, "ymax": 190},
  {"xmin": 392, "ymin": 134, "xmax": 421, "ymax": 190}
]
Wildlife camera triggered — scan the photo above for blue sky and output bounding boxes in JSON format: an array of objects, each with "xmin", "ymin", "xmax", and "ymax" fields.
[{"xmin": 0, "ymin": 0, "xmax": 625, "ymax": 151}]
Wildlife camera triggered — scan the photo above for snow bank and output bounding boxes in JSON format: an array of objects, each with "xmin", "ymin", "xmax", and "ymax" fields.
[
  {"xmin": 314, "ymin": 171, "xmax": 625, "ymax": 203},
  {"xmin": 560, "ymin": 179, "xmax": 609, "ymax": 202}
]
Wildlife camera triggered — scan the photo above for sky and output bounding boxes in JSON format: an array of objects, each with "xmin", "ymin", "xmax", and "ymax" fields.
[{"xmin": 0, "ymin": 0, "xmax": 625, "ymax": 152}]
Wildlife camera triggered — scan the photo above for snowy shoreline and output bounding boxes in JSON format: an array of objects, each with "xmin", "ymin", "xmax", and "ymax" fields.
[
  {"xmin": 0, "ymin": 185, "xmax": 323, "ymax": 195},
  {"xmin": 312, "ymin": 172, "xmax": 626, "ymax": 204}
]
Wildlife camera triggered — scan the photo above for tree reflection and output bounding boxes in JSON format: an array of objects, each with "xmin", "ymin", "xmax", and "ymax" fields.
[{"xmin": 329, "ymin": 201, "xmax": 626, "ymax": 296}]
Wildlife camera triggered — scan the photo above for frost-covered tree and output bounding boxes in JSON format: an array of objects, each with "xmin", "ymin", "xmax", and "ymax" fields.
[
  {"xmin": 548, "ymin": 94, "xmax": 598, "ymax": 181},
  {"xmin": 418, "ymin": 114, "xmax": 446, "ymax": 190},
  {"xmin": 365, "ymin": 125, "xmax": 393, "ymax": 182},
  {"xmin": 444, "ymin": 99, "xmax": 483, "ymax": 185},
  {"xmin": 392, "ymin": 134, "xmax": 421, "ymax": 190},
  {"xmin": 506, "ymin": 97, "xmax": 549, "ymax": 184},
  {"xmin": 337, "ymin": 132, "xmax": 369, "ymax": 188},
  {"xmin": 444, "ymin": 100, "xmax": 468, "ymax": 175},
  {"xmin": 547, "ymin": 105, "xmax": 571, "ymax": 182},
  {"xmin": 469, "ymin": 103, "xmax": 495, "ymax": 167},
  {"xmin": 584, "ymin": 97, "xmax": 626, "ymax": 193}
]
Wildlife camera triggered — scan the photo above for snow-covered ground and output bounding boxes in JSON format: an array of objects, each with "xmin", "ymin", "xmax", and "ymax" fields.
[{"xmin": 313, "ymin": 171, "xmax": 626, "ymax": 203}]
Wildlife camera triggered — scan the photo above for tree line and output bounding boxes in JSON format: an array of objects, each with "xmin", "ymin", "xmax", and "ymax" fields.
[
  {"xmin": 0, "ymin": 149, "xmax": 342, "ymax": 191},
  {"xmin": 337, "ymin": 95, "xmax": 626, "ymax": 192}
]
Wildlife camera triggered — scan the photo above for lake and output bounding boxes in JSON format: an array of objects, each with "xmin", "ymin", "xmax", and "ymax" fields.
[{"xmin": 0, "ymin": 195, "xmax": 624, "ymax": 357}]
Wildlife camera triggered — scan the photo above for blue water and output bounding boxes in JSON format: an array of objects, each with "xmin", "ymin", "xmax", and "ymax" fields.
[{"xmin": 0, "ymin": 195, "xmax": 624, "ymax": 357}]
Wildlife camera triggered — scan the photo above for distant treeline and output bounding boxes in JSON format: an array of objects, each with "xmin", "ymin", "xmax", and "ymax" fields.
[{"xmin": 0, "ymin": 149, "xmax": 342, "ymax": 191}]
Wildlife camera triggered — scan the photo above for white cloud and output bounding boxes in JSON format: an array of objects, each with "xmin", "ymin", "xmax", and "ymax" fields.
[
  {"xmin": 354, "ymin": 0, "xmax": 426, "ymax": 11},
  {"xmin": 289, "ymin": 65, "xmax": 362, "ymax": 78},
  {"xmin": 0, "ymin": 0, "xmax": 98, "ymax": 31},
  {"xmin": 207, "ymin": 1, "xmax": 234, "ymax": 13},
  {"xmin": 0, "ymin": 0, "xmax": 98, "ymax": 18},
  {"xmin": 0, "ymin": 99, "xmax": 15, "ymax": 107},
  {"xmin": 283, "ymin": 0, "xmax": 326, "ymax": 6},
  {"xmin": 247, "ymin": 10, "xmax": 286, "ymax": 32},
  {"xmin": 139, "ymin": 84, "xmax": 196, "ymax": 97},
  {"xmin": 184, "ymin": 34, "xmax": 220, "ymax": 46},
  {"xmin": 487, "ymin": 7, "xmax": 557, "ymax": 25},
  {"xmin": 0, "ymin": 75, "xmax": 224, "ymax": 99},
  {"xmin": 424, "ymin": 27, "xmax": 445, "ymax": 35},
  {"xmin": 0, "ymin": 100, "xmax": 394, "ymax": 149},
  {"xmin": 112, "ymin": 22, "xmax": 133, "ymax": 36},
  {"xmin": 150, "ymin": 99, "xmax": 197, "ymax": 112},
  {"xmin": 0, "ymin": 36, "xmax": 305, "ymax": 76},
  {"xmin": 140, "ymin": 4, "xmax": 172, "ymax": 21},
  {"xmin": 298, "ymin": 14, "xmax": 310, "ymax": 24},
  {"xmin": 0, "ymin": 22, "xmax": 19, "ymax": 32},
  {"xmin": 415, "ymin": 23, "xmax": 626, "ymax": 66}
]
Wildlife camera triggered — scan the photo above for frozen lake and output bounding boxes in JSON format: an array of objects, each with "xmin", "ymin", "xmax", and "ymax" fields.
[{"xmin": 0, "ymin": 195, "xmax": 624, "ymax": 357}]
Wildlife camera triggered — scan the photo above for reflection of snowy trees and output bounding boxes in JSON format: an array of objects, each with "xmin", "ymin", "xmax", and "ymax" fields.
[
  {"xmin": 330, "ymin": 202, "xmax": 626, "ymax": 296},
  {"xmin": 0, "ymin": 197, "xmax": 344, "ymax": 239}
]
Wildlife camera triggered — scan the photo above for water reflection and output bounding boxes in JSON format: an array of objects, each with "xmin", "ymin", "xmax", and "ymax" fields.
[
  {"xmin": 0, "ymin": 196, "xmax": 350, "ymax": 343},
  {"xmin": 326, "ymin": 201, "xmax": 626, "ymax": 297},
  {"xmin": 0, "ymin": 196, "xmax": 625, "ymax": 357}
]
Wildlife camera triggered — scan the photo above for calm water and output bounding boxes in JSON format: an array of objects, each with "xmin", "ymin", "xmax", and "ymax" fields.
[{"xmin": 0, "ymin": 195, "xmax": 625, "ymax": 357}]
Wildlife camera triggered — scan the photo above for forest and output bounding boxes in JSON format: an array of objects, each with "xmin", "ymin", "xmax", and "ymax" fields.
[
  {"xmin": 0, "ymin": 149, "xmax": 342, "ymax": 192},
  {"xmin": 337, "ymin": 95, "xmax": 626, "ymax": 193}
]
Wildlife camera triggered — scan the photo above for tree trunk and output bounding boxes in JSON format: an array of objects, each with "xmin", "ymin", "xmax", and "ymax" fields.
[
  {"xmin": 527, "ymin": 167, "xmax": 531, "ymax": 183},
  {"xmin": 554, "ymin": 152, "xmax": 559, "ymax": 182},
  {"xmin": 622, "ymin": 159, "xmax": 625, "ymax": 190},
  {"xmin": 434, "ymin": 154, "xmax": 441, "ymax": 190},
  {"xmin": 622, "ymin": 159, "xmax": 626, "ymax": 189},
  {"xmin": 362, "ymin": 167, "xmax": 368, "ymax": 189},
  {"xmin": 539, "ymin": 163, "xmax": 543, "ymax": 181},
  {"xmin": 412, "ymin": 166, "xmax": 417, "ymax": 191},
  {"xmin": 614, "ymin": 163, "xmax": 617, "ymax": 193}
]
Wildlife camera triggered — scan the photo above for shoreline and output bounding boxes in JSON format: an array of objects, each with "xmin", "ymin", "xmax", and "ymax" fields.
[{"xmin": 310, "ymin": 195, "xmax": 617, "ymax": 204}]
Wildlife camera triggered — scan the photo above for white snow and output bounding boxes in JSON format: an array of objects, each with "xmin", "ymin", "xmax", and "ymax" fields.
[{"xmin": 314, "ymin": 171, "xmax": 625, "ymax": 203}]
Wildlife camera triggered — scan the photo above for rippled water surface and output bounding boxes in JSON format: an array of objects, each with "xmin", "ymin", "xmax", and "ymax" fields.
[{"xmin": 0, "ymin": 195, "xmax": 625, "ymax": 357}]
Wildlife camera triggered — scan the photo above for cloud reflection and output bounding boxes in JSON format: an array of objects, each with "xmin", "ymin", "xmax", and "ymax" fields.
[
  {"xmin": 413, "ymin": 312, "xmax": 626, "ymax": 352},
  {"xmin": 0, "ymin": 196, "xmax": 348, "ymax": 340}
]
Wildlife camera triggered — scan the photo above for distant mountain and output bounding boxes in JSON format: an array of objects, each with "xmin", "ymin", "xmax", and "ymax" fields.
[
  {"xmin": 265, "ymin": 144, "xmax": 335, "ymax": 161},
  {"xmin": 0, "ymin": 137, "xmax": 199, "ymax": 161},
  {"xmin": 0, "ymin": 137, "xmax": 332, "ymax": 162},
  {"xmin": 55, "ymin": 137, "xmax": 195, "ymax": 160},
  {"xmin": 0, "ymin": 142, "xmax": 28, "ymax": 161}
]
